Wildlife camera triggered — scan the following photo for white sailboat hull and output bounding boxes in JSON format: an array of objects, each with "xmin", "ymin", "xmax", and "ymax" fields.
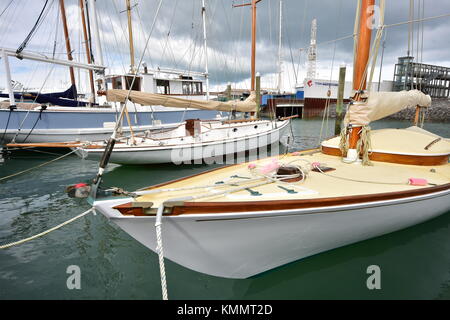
[
  {"xmin": 77, "ymin": 120, "xmax": 290, "ymax": 164},
  {"xmin": 1, "ymin": 124, "xmax": 180, "ymax": 143},
  {"xmin": 94, "ymin": 188, "xmax": 450, "ymax": 279}
]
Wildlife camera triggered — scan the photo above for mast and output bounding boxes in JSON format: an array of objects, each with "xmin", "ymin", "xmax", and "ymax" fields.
[
  {"xmin": 345, "ymin": 0, "xmax": 375, "ymax": 163},
  {"xmin": 59, "ymin": 0, "xmax": 76, "ymax": 88},
  {"xmin": 277, "ymin": 0, "xmax": 282, "ymax": 93},
  {"xmin": 201, "ymin": 0, "xmax": 210, "ymax": 100},
  {"xmin": 79, "ymin": 0, "xmax": 96, "ymax": 103},
  {"xmin": 352, "ymin": 0, "xmax": 374, "ymax": 95},
  {"xmin": 233, "ymin": 0, "xmax": 261, "ymax": 91},
  {"xmin": 88, "ymin": 0, "xmax": 104, "ymax": 67},
  {"xmin": 126, "ymin": 0, "xmax": 136, "ymax": 73}
]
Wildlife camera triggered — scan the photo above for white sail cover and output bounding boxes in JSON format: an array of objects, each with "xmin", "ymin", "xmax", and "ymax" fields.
[
  {"xmin": 106, "ymin": 89, "xmax": 257, "ymax": 113},
  {"xmin": 345, "ymin": 90, "xmax": 432, "ymax": 126}
]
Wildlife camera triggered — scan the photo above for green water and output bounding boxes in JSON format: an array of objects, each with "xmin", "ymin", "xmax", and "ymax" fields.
[{"xmin": 0, "ymin": 119, "xmax": 449, "ymax": 300}]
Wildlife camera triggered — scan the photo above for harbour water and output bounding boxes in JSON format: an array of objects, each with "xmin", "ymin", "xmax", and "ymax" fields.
[{"xmin": 0, "ymin": 119, "xmax": 449, "ymax": 300}]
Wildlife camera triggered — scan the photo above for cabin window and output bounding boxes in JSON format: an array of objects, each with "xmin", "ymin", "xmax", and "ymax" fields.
[
  {"xmin": 182, "ymin": 82, "xmax": 192, "ymax": 95},
  {"xmin": 125, "ymin": 76, "xmax": 141, "ymax": 91},
  {"xmin": 105, "ymin": 79, "xmax": 112, "ymax": 90},
  {"xmin": 112, "ymin": 76, "xmax": 123, "ymax": 89},
  {"xmin": 182, "ymin": 81, "xmax": 203, "ymax": 95},
  {"xmin": 194, "ymin": 82, "xmax": 203, "ymax": 94},
  {"xmin": 156, "ymin": 79, "xmax": 170, "ymax": 94}
]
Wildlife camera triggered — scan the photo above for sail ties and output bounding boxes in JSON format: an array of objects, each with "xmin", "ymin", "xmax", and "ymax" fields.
[
  {"xmin": 356, "ymin": 125, "xmax": 373, "ymax": 166},
  {"xmin": 339, "ymin": 126, "xmax": 349, "ymax": 156}
]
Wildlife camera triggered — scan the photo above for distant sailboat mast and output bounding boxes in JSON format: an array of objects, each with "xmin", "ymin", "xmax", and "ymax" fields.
[
  {"xmin": 201, "ymin": 0, "xmax": 210, "ymax": 100},
  {"xmin": 233, "ymin": 0, "xmax": 261, "ymax": 92},
  {"xmin": 277, "ymin": 0, "xmax": 283, "ymax": 93},
  {"xmin": 87, "ymin": 0, "xmax": 104, "ymax": 67},
  {"xmin": 79, "ymin": 0, "xmax": 96, "ymax": 103},
  {"xmin": 126, "ymin": 0, "xmax": 136, "ymax": 73},
  {"xmin": 59, "ymin": 0, "xmax": 76, "ymax": 90}
]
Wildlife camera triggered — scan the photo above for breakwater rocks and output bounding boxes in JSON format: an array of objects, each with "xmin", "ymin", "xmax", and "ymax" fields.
[
  {"xmin": 387, "ymin": 98, "xmax": 450, "ymax": 121},
  {"xmin": 327, "ymin": 98, "xmax": 450, "ymax": 121}
]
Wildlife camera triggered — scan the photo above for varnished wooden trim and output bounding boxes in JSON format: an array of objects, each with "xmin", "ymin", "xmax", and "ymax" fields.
[
  {"xmin": 114, "ymin": 182, "xmax": 450, "ymax": 216},
  {"xmin": 170, "ymin": 183, "xmax": 450, "ymax": 215},
  {"xmin": 321, "ymin": 145, "xmax": 449, "ymax": 166},
  {"xmin": 114, "ymin": 203, "xmax": 145, "ymax": 216}
]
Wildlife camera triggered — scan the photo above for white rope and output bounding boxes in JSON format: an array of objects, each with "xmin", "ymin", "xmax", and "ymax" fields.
[
  {"xmin": 314, "ymin": 166, "xmax": 409, "ymax": 186},
  {"xmin": 155, "ymin": 204, "xmax": 168, "ymax": 300},
  {"xmin": 149, "ymin": 160, "xmax": 309, "ymax": 301},
  {"xmin": 136, "ymin": 176, "xmax": 266, "ymax": 196},
  {"xmin": 0, "ymin": 149, "xmax": 78, "ymax": 182},
  {"xmin": 0, "ymin": 208, "xmax": 94, "ymax": 250}
]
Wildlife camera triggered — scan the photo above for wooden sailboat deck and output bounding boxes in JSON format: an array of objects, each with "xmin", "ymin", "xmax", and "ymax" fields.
[{"xmin": 119, "ymin": 130, "xmax": 450, "ymax": 215}]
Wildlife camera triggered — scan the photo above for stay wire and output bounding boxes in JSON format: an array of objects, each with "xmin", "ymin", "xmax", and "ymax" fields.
[{"xmin": 16, "ymin": 0, "xmax": 51, "ymax": 55}]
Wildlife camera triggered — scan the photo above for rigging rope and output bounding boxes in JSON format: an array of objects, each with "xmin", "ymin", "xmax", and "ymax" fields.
[
  {"xmin": 0, "ymin": 0, "xmax": 14, "ymax": 18},
  {"xmin": 21, "ymin": 106, "xmax": 47, "ymax": 143},
  {"xmin": 16, "ymin": 0, "xmax": 50, "ymax": 55},
  {"xmin": 318, "ymin": 0, "xmax": 343, "ymax": 145},
  {"xmin": 9, "ymin": 62, "xmax": 57, "ymax": 144}
]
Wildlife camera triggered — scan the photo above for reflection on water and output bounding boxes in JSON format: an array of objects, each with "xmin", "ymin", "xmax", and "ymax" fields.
[{"xmin": 0, "ymin": 119, "xmax": 449, "ymax": 299}]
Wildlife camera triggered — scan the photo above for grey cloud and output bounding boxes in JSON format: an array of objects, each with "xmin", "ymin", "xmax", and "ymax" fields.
[{"xmin": 2, "ymin": 0, "xmax": 450, "ymax": 89}]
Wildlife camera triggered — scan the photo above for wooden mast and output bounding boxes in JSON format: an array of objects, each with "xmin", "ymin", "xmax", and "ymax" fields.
[
  {"xmin": 59, "ymin": 0, "xmax": 76, "ymax": 88},
  {"xmin": 233, "ymin": 0, "xmax": 261, "ymax": 91},
  {"xmin": 79, "ymin": 0, "xmax": 96, "ymax": 103},
  {"xmin": 126, "ymin": 0, "xmax": 135, "ymax": 73},
  {"xmin": 353, "ymin": 0, "xmax": 374, "ymax": 96},
  {"xmin": 345, "ymin": 0, "xmax": 374, "ymax": 161}
]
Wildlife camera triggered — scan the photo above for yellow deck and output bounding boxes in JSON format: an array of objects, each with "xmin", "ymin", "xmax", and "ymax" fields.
[{"xmin": 136, "ymin": 149, "xmax": 450, "ymax": 208}]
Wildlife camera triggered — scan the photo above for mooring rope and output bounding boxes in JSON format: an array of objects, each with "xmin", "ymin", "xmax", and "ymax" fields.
[
  {"xmin": 155, "ymin": 205, "xmax": 168, "ymax": 300},
  {"xmin": 149, "ymin": 160, "xmax": 308, "ymax": 301},
  {"xmin": 0, "ymin": 208, "xmax": 94, "ymax": 250},
  {"xmin": 0, "ymin": 149, "xmax": 78, "ymax": 182}
]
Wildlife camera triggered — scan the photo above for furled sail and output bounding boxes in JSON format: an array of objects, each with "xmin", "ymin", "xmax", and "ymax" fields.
[
  {"xmin": 345, "ymin": 90, "xmax": 432, "ymax": 126},
  {"xmin": 106, "ymin": 89, "xmax": 257, "ymax": 113},
  {"xmin": 0, "ymin": 85, "xmax": 89, "ymax": 107}
]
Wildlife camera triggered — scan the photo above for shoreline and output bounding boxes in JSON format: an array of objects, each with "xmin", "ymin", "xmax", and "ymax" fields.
[{"xmin": 326, "ymin": 98, "xmax": 450, "ymax": 121}]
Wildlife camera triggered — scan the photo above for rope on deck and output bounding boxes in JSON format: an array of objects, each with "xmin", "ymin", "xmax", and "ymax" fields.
[{"xmin": 0, "ymin": 208, "xmax": 94, "ymax": 250}]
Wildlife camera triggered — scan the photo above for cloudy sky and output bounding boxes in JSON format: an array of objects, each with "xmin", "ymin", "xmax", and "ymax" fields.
[{"xmin": 1, "ymin": 0, "xmax": 450, "ymax": 92}]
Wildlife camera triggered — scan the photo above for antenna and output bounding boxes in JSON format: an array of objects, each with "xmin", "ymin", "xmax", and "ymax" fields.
[{"xmin": 307, "ymin": 18, "xmax": 317, "ymax": 80}]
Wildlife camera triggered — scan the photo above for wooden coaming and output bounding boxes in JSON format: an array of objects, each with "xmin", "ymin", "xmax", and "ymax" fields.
[{"xmin": 321, "ymin": 145, "xmax": 449, "ymax": 166}]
